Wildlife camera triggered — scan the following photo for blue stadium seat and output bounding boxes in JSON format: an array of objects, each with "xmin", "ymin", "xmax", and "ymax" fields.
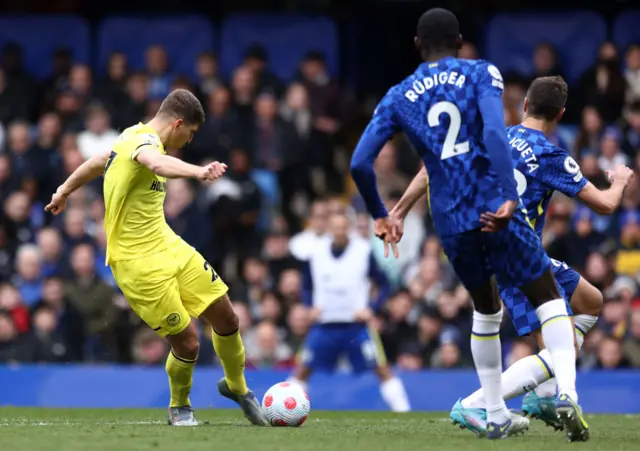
[
  {"xmin": 0, "ymin": 15, "xmax": 90, "ymax": 79},
  {"xmin": 613, "ymin": 12, "xmax": 640, "ymax": 52},
  {"xmin": 219, "ymin": 14, "xmax": 339, "ymax": 81},
  {"xmin": 97, "ymin": 16, "xmax": 214, "ymax": 79},
  {"xmin": 484, "ymin": 13, "xmax": 607, "ymax": 83}
]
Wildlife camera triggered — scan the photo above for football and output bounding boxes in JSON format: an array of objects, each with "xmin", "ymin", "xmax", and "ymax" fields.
[{"xmin": 262, "ymin": 382, "xmax": 311, "ymax": 427}]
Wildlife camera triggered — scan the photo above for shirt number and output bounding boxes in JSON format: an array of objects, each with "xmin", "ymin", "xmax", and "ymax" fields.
[
  {"xmin": 104, "ymin": 151, "xmax": 117, "ymax": 174},
  {"xmin": 514, "ymin": 169, "xmax": 527, "ymax": 197},
  {"xmin": 427, "ymin": 101, "xmax": 470, "ymax": 160},
  {"xmin": 203, "ymin": 261, "xmax": 219, "ymax": 283}
]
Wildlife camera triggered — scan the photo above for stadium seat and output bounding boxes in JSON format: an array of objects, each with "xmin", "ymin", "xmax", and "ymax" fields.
[
  {"xmin": 97, "ymin": 16, "xmax": 214, "ymax": 79},
  {"xmin": 0, "ymin": 15, "xmax": 90, "ymax": 79},
  {"xmin": 219, "ymin": 14, "xmax": 339, "ymax": 81},
  {"xmin": 484, "ymin": 12, "xmax": 607, "ymax": 83},
  {"xmin": 613, "ymin": 12, "xmax": 640, "ymax": 52}
]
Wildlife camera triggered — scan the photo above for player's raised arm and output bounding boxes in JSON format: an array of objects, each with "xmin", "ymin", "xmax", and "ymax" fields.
[
  {"xmin": 350, "ymin": 93, "xmax": 399, "ymax": 220},
  {"xmin": 135, "ymin": 148, "xmax": 227, "ymax": 181},
  {"xmin": 476, "ymin": 64, "xmax": 519, "ymax": 204},
  {"xmin": 45, "ymin": 148, "xmax": 113, "ymax": 215},
  {"xmin": 578, "ymin": 165, "xmax": 634, "ymax": 214}
]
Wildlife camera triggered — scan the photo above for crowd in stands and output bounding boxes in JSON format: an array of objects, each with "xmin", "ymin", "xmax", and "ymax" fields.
[{"xmin": 0, "ymin": 33, "xmax": 639, "ymax": 372}]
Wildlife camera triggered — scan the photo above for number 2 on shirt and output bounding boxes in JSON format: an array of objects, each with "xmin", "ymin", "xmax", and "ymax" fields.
[{"xmin": 427, "ymin": 101, "xmax": 470, "ymax": 160}]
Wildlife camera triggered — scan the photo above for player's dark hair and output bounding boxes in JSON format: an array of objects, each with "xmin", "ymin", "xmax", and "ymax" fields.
[
  {"xmin": 157, "ymin": 89, "xmax": 205, "ymax": 126},
  {"xmin": 526, "ymin": 76, "xmax": 568, "ymax": 121},
  {"xmin": 417, "ymin": 8, "xmax": 460, "ymax": 53}
]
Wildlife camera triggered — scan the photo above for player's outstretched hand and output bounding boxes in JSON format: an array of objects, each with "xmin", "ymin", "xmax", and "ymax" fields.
[
  {"xmin": 44, "ymin": 192, "xmax": 68, "ymax": 216},
  {"xmin": 199, "ymin": 161, "xmax": 228, "ymax": 181},
  {"xmin": 374, "ymin": 217, "xmax": 400, "ymax": 259},
  {"xmin": 606, "ymin": 165, "xmax": 635, "ymax": 187},
  {"xmin": 480, "ymin": 200, "xmax": 518, "ymax": 233},
  {"xmin": 388, "ymin": 211, "xmax": 405, "ymax": 244}
]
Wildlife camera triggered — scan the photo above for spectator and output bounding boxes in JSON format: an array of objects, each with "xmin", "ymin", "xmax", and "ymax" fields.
[
  {"xmin": 574, "ymin": 106, "xmax": 604, "ymax": 156},
  {"xmin": 624, "ymin": 44, "xmax": 640, "ymax": 106},
  {"xmin": 54, "ymin": 90, "xmax": 84, "ymax": 131},
  {"xmin": 145, "ymin": 45, "xmax": 171, "ymax": 100},
  {"xmin": 598, "ymin": 127, "xmax": 629, "ymax": 173},
  {"xmin": 245, "ymin": 320, "xmax": 294, "ymax": 369},
  {"xmin": 131, "ymin": 328, "xmax": 168, "ymax": 365},
  {"xmin": 113, "ymin": 71, "xmax": 149, "ymax": 130},
  {"xmin": 64, "ymin": 244, "xmax": 119, "ymax": 361},
  {"xmin": 286, "ymin": 303, "xmax": 310, "ymax": 350},
  {"xmin": 204, "ymin": 148, "xmax": 262, "ymax": 261},
  {"xmin": 597, "ymin": 335, "xmax": 630, "ymax": 369},
  {"xmin": 578, "ymin": 41, "xmax": 626, "ymax": 123},
  {"xmin": 40, "ymin": 48, "xmax": 73, "ymax": 112},
  {"xmin": 616, "ymin": 211, "xmax": 640, "ymax": 277},
  {"xmin": 396, "ymin": 343, "xmax": 424, "ymax": 371},
  {"xmin": 243, "ymin": 45, "xmax": 283, "ymax": 97},
  {"xmin": 96, "ymin": 51, "xmax": 129, "ymax": 111},
  {"xmin": 0, "ymin": 154, "xmax": 20, "ymax": 207},
  {"xmin": 68, "ymin": 64, "xmax": 93, "ymax": 107},
  {"xmin": 32, "ymin": 276, "xmax": 84, "ymax": 361},
  {"xmin": 187, "ymin": 87, "xmax": 237, "ymax": 164},
  {"xmin": 77, "ymin": 102, "xmax": 118, "ymax": 160},
  {"xmin": 381, "ymin": 290, "xmax": 417, "ymax": 363},
  {"xmin": 0, "ymin": 67, "xmax": 31, "ymax": 125},
  {"xmin": 12, "ymin": 244, "xmax": 44, "ymax": 306},
  {"xmin": 0, "ymin": 43, "xmax": 36, "ymax": 122},
  {"xmin": 0, "ymin": 284, "xmax": 29, "ymax": 334},
  {"xmin": 36, "ymin": 227, "xmax": 68, "ymax": 278},
  {"xmin": 0, "ymin": 310, "xmax": 28, "ymax": 363},
  {"xmin": 195, "ymin": 51, "xmax": 223, "ymax": 98},
  {"xmin": 230, "ymin": 66, "xmax": 257, "ymax": 132},
  {"xmin": 29, "ymin": 305, "xmax": 73, "ymax": 363},
  {"xmin": 531, "ymin": 43, "xmax": 563, "ymax": 80}
]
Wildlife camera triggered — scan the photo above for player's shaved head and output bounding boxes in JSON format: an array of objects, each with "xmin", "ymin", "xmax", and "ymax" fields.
[
  {"xmin": 157, "ymin": 89, "xmax": 205, "ymax": 126},
  {"xmin": 416, "ymin": 8, "xmax": 461, "ymax": 55},
  {"xmin": 525, "ymin": 76, "xmax": 568, "ymax": 122}
]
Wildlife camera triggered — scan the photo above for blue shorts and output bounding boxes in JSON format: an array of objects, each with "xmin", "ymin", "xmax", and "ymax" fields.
[
  {"xmin": 500, "ymin": 259, "xmax": 580, "ymax": 336},
  {"xmin": 299, "ymin": 323, "xmax": 386, "ymax": 373},
  {"xmin": 440, "ymin": 209, "xmax": 551, "ymax": 291}
]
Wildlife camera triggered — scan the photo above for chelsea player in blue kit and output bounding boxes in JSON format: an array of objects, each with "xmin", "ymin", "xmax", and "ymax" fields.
[
  {"xmin": 350, "ymin": 8, "xmax": 585, "ymax": 440},
  {"xmin": 389, "ymin": 76, "xmax": 634, "ymax": 441}
]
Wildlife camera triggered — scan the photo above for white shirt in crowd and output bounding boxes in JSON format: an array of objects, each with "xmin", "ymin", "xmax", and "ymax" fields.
[{"xmin": 77, "ymin": 129, "xmax": 119, "ymax": 160}]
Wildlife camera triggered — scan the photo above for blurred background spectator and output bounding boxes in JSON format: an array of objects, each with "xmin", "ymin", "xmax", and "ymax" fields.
[{"xmin": 0, "ymin": 1, "xmax": 638, "ymax": 373}]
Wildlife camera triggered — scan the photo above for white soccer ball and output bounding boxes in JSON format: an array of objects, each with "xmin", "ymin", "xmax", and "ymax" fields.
[{"xmin": 261, "ymin": 382, "xmax": 311, "ymax": 427}]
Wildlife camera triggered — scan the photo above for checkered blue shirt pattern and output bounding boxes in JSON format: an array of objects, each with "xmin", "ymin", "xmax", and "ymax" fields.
[
  {"xmin": 367, "ymin": 57, "xmax": 508, "ymax": 237},
  {"xmin": 507, "ymin": 125, "xmax": 588, "ymax": 237},
  {"xmin": 498, "ymin": 126, "xmax": 586, "ymax": 336}
]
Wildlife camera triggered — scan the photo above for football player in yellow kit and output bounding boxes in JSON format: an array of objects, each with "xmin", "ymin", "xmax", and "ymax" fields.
[{"xmin": 46, "ymin": 89, "xmax": 268, "ymax": 427}]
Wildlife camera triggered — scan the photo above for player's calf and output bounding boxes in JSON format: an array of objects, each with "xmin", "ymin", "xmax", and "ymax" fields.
[{"xmin": 164, "ymin": 322, "xmax": 200, "ymax": 421}]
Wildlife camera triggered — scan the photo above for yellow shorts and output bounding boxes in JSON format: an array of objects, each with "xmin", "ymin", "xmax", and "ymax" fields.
[{"xmin": 111, "ymin": 239, "xmax": 228, "ymax": 337}]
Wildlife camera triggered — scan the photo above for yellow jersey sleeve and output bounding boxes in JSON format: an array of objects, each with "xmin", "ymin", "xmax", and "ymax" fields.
[
  {"xmin": 129, "ymin": 132, "xmax": 163, "ymax": 162},
  {"xmin": 103, "ymin": 124, "xmax": 178, "ymax": 264}
]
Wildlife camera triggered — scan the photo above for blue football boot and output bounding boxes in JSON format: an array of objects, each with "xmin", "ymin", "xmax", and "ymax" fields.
[
  {"xmin": 522, "ymin": 391, "xmax": 563, "ymax": 431},
  {"xmin": 450, "ymin": 399, "xmax": 488, "ymax": 437}
]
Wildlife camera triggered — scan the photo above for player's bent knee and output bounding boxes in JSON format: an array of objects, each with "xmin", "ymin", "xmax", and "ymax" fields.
[
  {"xmin": 201, "ymin": 294, "xmax": 239, "ymax": 336},
  {"xmin": 572, "ymin": 282, "xmax": 603, "ymax": 317},
  {"xmin": 166, "ymin": 324, "xmax": 200, "ymax": 360}
]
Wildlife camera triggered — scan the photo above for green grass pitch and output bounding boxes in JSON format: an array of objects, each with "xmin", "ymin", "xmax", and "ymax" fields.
[{"xmin": 0, "ymin": 408, "xmax": 638, "ymax": 451}]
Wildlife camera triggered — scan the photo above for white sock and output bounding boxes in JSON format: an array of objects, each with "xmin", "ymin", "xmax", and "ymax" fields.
[
  {"xmin": 287, "ymin": 377, "xmax": 308, "ymax": 393},
  {"xmin": 470, "ymin": 310, "xmax": 509, "ymax": 423},
  {"xmin": 380, "ymin": 377, "xmax": 411, "ymax": 412},
  {"xmin": 535, "ymin": 314, "xmax": 597, "ymax": 398},
  {"xmin": 536, "ymin": 300, "xmax": 577, "ymax": 401},
  {"xmin": 462, "ymin": 350, "xmax": 552, "ymax": 408}
]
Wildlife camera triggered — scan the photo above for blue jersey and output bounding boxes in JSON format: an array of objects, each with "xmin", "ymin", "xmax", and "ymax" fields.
[
  {"xmin": 354, "ymin": 57, "xmax": 517, "ymax": 237},
  {"xmin": 507, "ymin": 125, "xmax": 588, "ymax": 235}
]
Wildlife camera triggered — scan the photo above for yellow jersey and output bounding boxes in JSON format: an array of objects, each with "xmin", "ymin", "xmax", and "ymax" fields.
[{"xmin": 103, "ymin": 123, "xmax": 179, "ymax": 264}]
